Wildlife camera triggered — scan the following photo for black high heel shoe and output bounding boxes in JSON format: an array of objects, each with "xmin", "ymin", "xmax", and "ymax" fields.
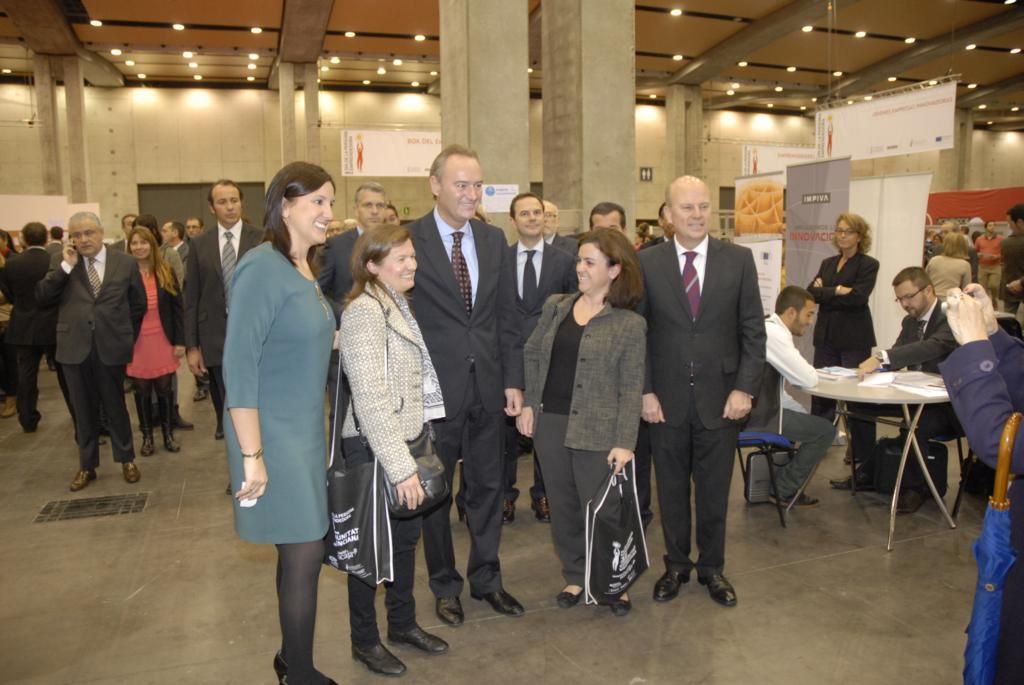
[{"xmin": 273, "ymin": 652, "xmax": 287, "ymax": 683}]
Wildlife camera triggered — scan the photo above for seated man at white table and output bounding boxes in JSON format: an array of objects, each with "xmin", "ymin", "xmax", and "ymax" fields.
[
  {"xmin": 746, "ymin": 286, "xmax": 836, "ymax": 506},
  {"xmin": 830, "ymin": 267, "xmax": 960, "ymax": 514}
]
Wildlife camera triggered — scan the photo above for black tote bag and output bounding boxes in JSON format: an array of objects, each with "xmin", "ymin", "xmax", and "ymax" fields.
[{"xmin": 584, "ymin": 462, "xmax": 650, "ymax": 605}]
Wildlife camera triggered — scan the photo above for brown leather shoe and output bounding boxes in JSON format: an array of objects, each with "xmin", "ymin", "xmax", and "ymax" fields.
[
  {"xmin": 0, "ymin": 396, "xmax": 16, "ymax": 418},
  {"xmin": 70, "ymin": 469, "xmax": 96, "ymax": 492},
  {"xmin": 531, "ymin": 496, "xmax": 551, "ymax": 522},
  {"xmin": 122, "ymin": 462, "xmax": 141, "ymax": 484},
  {"xmin": 502, "ymin": 499, "xmax": 515, "ymax": 524}
]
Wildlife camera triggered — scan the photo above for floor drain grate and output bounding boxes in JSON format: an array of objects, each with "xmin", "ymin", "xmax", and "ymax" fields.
[{"xmin": 35, "ymin": 493, "xmax": 149, "ymax": 523}]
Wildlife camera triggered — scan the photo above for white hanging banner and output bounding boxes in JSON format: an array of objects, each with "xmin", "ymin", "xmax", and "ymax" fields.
[
  {"xmin": 815, "ymin": 82, "xmax": 956, "ymax": 161},
  {"xmin": 341, "ymin": 129, "xmax": 442, "ymax": 177},
  {"xmin": 741, "ymin": 145, "xmax": 815, "ymax": 176}
]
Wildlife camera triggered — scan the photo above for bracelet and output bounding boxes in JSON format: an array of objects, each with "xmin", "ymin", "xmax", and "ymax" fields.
[{"xmin": 242, "ymin": 448, "xmax": 264, "ymax": 461}]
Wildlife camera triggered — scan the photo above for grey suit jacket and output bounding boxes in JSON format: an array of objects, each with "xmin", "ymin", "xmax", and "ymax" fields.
[
  {"xmin": 183, "ymin": 223, "xmax": 263, "ymax": 366},
  {"xmin": 407, "ymin": 211, "xmax": 523, "ymax": 415},
  {"xmin": 524, "ymin": 293, "xmax": 646, "ymax": 451},
  {"xmin": 638, "ymin": 238, "xmax": 766, "ymax": 430},
  {"xmin": 35, "ymin": 248, "xmax": 146, "ymax": 365}
]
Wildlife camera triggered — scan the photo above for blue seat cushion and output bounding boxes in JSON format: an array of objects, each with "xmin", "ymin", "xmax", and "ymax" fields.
[{"xmin": 738, "ymin": 432, "xmax": 795, "ymax": 451}]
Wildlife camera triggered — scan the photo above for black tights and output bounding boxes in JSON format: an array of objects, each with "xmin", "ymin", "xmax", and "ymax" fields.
[
  {"xmin": 130, "ymin": 373, "xmax": 172, "ymax": 399},
  {"xmin": 275, "ymin": 539, "xmax": 325, "ymax": 685}
]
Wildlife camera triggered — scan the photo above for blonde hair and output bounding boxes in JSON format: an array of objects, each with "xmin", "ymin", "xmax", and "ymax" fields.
[
  {"xmin": 832, "ymin": 212, "xmax": 872, "ymax": 253},
  {"xmin": 127, "ymin": 227, "xmax": 178, "ymax": 295},
  {"xmin": 941, "ymin": 231, "xmax": 968, "ymax": 260}
]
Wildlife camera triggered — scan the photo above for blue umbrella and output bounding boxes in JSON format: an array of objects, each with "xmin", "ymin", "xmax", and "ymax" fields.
[{"xmin": 963, "ymin": 413, "xmax": 1021, "ymax": 685}]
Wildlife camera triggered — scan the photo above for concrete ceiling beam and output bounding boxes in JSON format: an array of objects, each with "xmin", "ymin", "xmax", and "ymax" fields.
[
  {"xmin": 956, "ymin": 73, "xmax": 1024, "ymax": 108},
  {"xmin": 278, "ymin": 0, "xmax": 335, "ymax": 64}
]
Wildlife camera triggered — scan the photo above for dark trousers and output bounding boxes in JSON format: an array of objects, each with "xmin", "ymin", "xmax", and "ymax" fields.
[
  {"xmin": 811, "ymin": 345, "xmax": 871, "ymax": 419},
  {"xmin": 502, "ymin": 416, "xmax": 545, "ymax": 503},
  {"xmin": 533, "ymin": 412, "xmax": 610, "ymax": 587},
  {"xmin": 207, "ymin": 364, "xmax": 226, "ymax": 431},
  {"xmin": 651, "ymin": 400, "xmax": 737, "ymax": 577},
  {"xmin": 0, "ymin": 337, "xmax": 16, "ymax": 396},
  {"xmin": 848, "ymin": 402, "xmax": 959, "ymax": 496},
  {"xmin": 62, "ymin": 346, "xmax": 135, "ymax": 470},
  {"xmin": 421, "ymin": 372, "xmax": 504, "ymax": 597},
  {"xmin": 633, "ymin": 420, "xmax": 654, "ymax": 519},
  {"xmin": 16, "ymin": 344, "xmax": 72, "ymax": 431}
]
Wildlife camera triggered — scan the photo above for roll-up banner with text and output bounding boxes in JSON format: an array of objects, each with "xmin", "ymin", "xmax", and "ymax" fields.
[
  {"xmin": 785, "ymin": 157, "xmax": 851, "ymax": 362},
  {"xmin": 741, "ymin": 145, "xmax": 816, "ymax": 176},
  {"xmin": 341, "ymin": 129, "xmax": 442, "ymax": 177},
  {"xmin": 815, "ymin": 81, "xmax": 955, "ymax": 161}
]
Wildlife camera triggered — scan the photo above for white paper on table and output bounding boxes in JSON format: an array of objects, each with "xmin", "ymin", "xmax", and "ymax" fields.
[
  {"xmin": 858, "ymin": 372, "xmax": 896, "ymax": 387},
  {"xmin": 817, "ymin": 366, "xmax": 858, "ymax": 380},
  {"xmin": 891, "ymin": 383, "xmax": 948, "ymax": 399}
]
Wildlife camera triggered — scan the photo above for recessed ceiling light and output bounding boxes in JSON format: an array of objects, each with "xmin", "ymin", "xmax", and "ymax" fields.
[
  {"xmin": 193, "ymin": 74, "xmax": 202, "ymax": 80},
  {"xmin": 414, "ymin": 34, "xmax": 426, "ymax": 41},
  {"xmin": 864, "ymin": 95, "xmax": 872, "ymax": 101},
  {"xmin": 411, "ymin": 81, "xmax": 420, "ymax": 87},
  {"xmin": 670, "ymin": 8, "xmax": 683, "ymax": 16},
  {"xmin": 320, "ymin": 65, "xmax": 328, "ymax": 72},
  {"xmin": 330, "ymin": 56, "xmax": 340, "ymax": 64},
  {"xmin": 774, "ymin": 86, "xmax": 783, "ymax": 92},
  {"xmin": 250, "ymin": 27, "xmax": 262, "ymax": 34},
  {"xmin": 1006, "ymin": 0, "xmax": 1017, "ymax": 5},
  {"xmin": 362, "ymin": 79, "xmax": 371, "ymax": 85},
  {"xmin": 393, "ymin": 58, "xmax": 402, "ymax": 65},
  {"xmin": 730, "ymin": 82, "xmax": 740, "ymax": 89},
  {"xmin": 847, "ymin": 100, "xmax": 854, "ymax": 105},
  {"xmin": 786, "ymin": 66, "xmax": 796, "ymax": 72},
  {"xmin": 249, "ymin": 53, "xmax": 259, "ymax": 60},
  {"xmin": 137, "ymin": 73, "xmax": 146, "ymax": 79},
  {"xmin": 726, "ymin": 89, "xmax": 735, "ymax": 95},
  {"xmin": 887, "ymin": 76, "xmax": 897, "ymax": 82},
  {"xmin": 1011, "ymin": 48, "xmax": 1022, "ymax": 54},
  {"xmin": 1, "ymin": 68, "xmax": 11, "ymax": 74},
  {"xmin": 672, "ymin": 54, "xmax": 683, "ymax": 61},
  {"xmin": 800, "ymin": 106, "xmax": 807, "ymax": 110},
  {"xmin": 966, "ymin": 44, "xmax": 977, "ymax": 51},
  {"xmin": 987, "ymin": 121, "xmax": 994, "ymax": 125},
  {"xmin": 110, "ymin": 48, "xmax": 122, "ymax": 56},
  {"xmin": 172, "ymin": 23, "xmax": 185, "ymax": 31},
  {"xmin": 90, "ymin": 20, "xmax": 102, "ymax": 27},
  {"xmin": 430, "ymin": 70, "xmax": 438, "ymax": 76},
  {"xmin": 182, "ymin": 51, "xmax": 193, "ymax": 58},
  {"xmin": 344, "ymin": 31, "xmax": 356, "ymax": 38},
  {"xmin": 767, "ymin": 103, "xmax": 774, "ymax": 108},
  {"xmin": 247, "ymin": 76, "xmax": 255, "ymax": 82},
  {"xmin": 967, "ymin": 83, "xmax": 978, "ymax": 89},
  {"xmin": 928, "ymin": 79, "xmax": 938, "ymax": 85},
  {"xmin": 250, "ymin": 64, "xmax": 258, "ymax": 70},
  {"xmin": 833, "ymin": 70, "xmax": 843, "ymax": 77},
  {"xmin": 1011, "ymin": 106, "xmax": 1020, "ymax": 111},
  {"xmin": 801, "ymin": 25, "xmax": 813, "ymax": 32},
  {"xmin": 377, "ymin": 67, "xmax": 386, "ymax": 75},
  {"xmin": 527, "ymin": 67, "xmax": 534, "ymax": 73},
  {"xmin": 811, "ymin": 97, "xmax": 817, "ymax": 102},
  {"xmin": 188, "ymin": 62, "xmax": 198, "ymax": 68},
  {"xmin": 125, "ymin": 60, "xmax": 135, "ymax": 66},
  {"xmin": 855, "ymin": 31, "xmax": 867, "ymax": 38},
  {"xmin": 737, "ymin": 61, "xmax": 748, "ymax": 67},
  {"xmin": 905, "ymin": 37, "xmax": 916, "ymax": 44},
  {"xmin": 649, "ymin": 93, "xmax": 657, "ymax": 99},
  {"xmin": 978, "ymin": 104, "xmax": 987, "ymax": 109}
]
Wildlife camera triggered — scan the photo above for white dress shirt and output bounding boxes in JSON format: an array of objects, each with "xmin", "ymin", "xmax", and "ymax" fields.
[
  {"xmin": 765, "ymin": 312, "xmax": 818, "ymax": 414},
  {"xmin": 433, "ymin": 208, "xmax": 479, "ymax": 305},
  {"xmin": 515, "ymin": 240, "xmax": 544, "ymax": 299},
  {"xmin": 61, "ymin": 245, "xmax": 107, "ymax": 280},
  {"xmin": 674, "ymin": 234, "xmax": 709, "ymax": 291},
  {"xmin": 218, "ymin": 220, "xmax": 242, "ymax": 258}
]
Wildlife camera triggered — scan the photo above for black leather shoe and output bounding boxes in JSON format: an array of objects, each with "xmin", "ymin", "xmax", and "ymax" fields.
[
  {"xmin": 173, "ymin": 410, "xmax": 194, "ymax": 430},
  {"xmin": 532, "ymin": 496, "xmax": 551, "ymax": 522},
  {"xmin": 608, "ymin": 595, "xmax": 632, "ymax": 616},
  {"xmin": 352, "ymin": 642, "xmax": 406, "ymax": 677},
  {"xmin": 387, "ymin": 625, "xmax": 449, "ymax": 654},
  {"xmin": 214, "ymin": 427, "xmax": 224, "ymax": 440},
  {"xmin": 273, "ymin": 651, "xmax": 287, "ymax": 683},
  {"xmin": 436, "ymin": 596, "xmax": 464, "ymax": 626},
  {"xmin": 830, "ymin": 473, "xmax": 874, "ymax": 491},
  {"xmin": 192, "ymin": 387, "xmax": 208, "ymax": 402},
  {"xmin": 502, "ymin": 499, "xmax": 515, "ymax": 524},
  {"xmin": 699, "ymin": 574, "xmax": 737, "ymax": 607},
  {"xmin": 556, "ymin": 589, "xmax": 583, "ymax": 609},
  {"xmin": 471, "ymin": 589, "xmax": 525, "ymax": 616},
  {"xmin": 897, "ymin": 489, "xmax": 927, "ymax": 514},
  {"xmin": 652, "ymin": 569, "xmax": 690, "ymax": 602}
]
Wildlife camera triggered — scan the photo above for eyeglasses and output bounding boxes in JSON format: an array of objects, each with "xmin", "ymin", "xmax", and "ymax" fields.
[
  {"xmin": 834, "ymin": 228, "xmax": 857, "ymax": 236},
  {"xmin": 894, "ymin": 287, "xmax": 926, "ymax": 304}
]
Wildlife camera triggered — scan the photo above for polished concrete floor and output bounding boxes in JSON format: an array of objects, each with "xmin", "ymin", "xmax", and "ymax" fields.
[{"xmin": 1, "ymin": 367, "xmax": 983, "ymax": 684}]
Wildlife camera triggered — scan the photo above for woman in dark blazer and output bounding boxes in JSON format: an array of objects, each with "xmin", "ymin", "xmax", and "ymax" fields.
[
  {"xmin": 125, "ymin": 226, "xmax": 184, "ymax": 455},
  {"xmin": 808, "ymin": 212, "xmax": 879, "ymax": 418},
  {"xmin": 518, "ymin": 228, "xmax": 646, "ymax": 616}
]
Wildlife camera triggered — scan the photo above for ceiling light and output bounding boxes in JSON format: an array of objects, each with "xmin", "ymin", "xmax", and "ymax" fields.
[
  {"xmin": 801, "ymin": 25, "xmax": 813, "ymax": 32},
  {"xmin": 329, "ymin": 56, "xmax": 340, "ymax": 64},
  {"xmin": 737, "ymin": 61, "xmax": 748, "ymax": 67},
  {"xmin": 767, "ymin": 103, "xmax": 774, "ymax": 108},
  {"xmin": 864, "ymin": 95, "xmax": 873, "ymax": 101},
  {"xmin": 1, "ymin": 68, "xmax": 10, "ymax": 74},
  {"xmin": 393, "ymin": 58, "xmax": 402, "ymax": 65},
  {"xmin": 905, "ymin": 37, "xmax": 916, "ymax": 44},
  {"xmin": 1006, "ymin": 0, "xmax": 1017, "ymax": 4},
  {"xmin": 786, "ymin": 66, "xmax": 796, "ymax": 72},
  {"xmin": 847, "ymin": 100, "xmax": 854, "ymax": 105},
  {"xmin": 137, "ymin": 73, "xmax": 148, "ymax": 80},
  {"xmin": 649, "ymin": 94, "xmax": 657, "ymax": 99},
  {"xmin": 247, "ymin": 76, "xmax": 255, "ymax": 82},
  {"xmin": 811, "ymin": 97, "xmax": 817, "ymax": 102},
  {"xmin": 672, "ymin": 54, "xmax": 683, "ymax": 61},
  {"xmin": 527, "ymin": 67, "xmax": 534, "ymax": 73},
  {"xmin": 319, "ymin": 66, "xmax": 328, "ymax": 72},
  {"xmin": 110, "ymin": 48, "xmax": 122, "ymax": 56},
  {"xmin": 194, "ymin": 74, "xmax": 203, "ymax": 80},
  {"xmin": 726, "ymin": 89, "xmax": 735, "ymax": 95},
  {"xmin": 363, "ymin": 79, "xmax": 371, "ymax": 85},
  {"xmin": 250, "ymin": 27, "xmax": 262, "ymax": 34},
  {"xmin": 377, "ymin": 67, "xmax": 386, "ymax": 75},
  {"xmin": 90, "ymin": 20, "xmax": 102, "ymax": 27},
  {"xmin": 414, "ymin": 34, "xmax": 426, "ymax": 41},
  {"xmin": 344, "ymin": 31, "xmax": 356, "ymax": 38},
  {"xmin": 1011, "ymin": 48, "xmax": 1022, "ymax": 54},
  {"xmin": 978, "ymin": 104, "xmax": 987, "ymax": 109},
  {"xmin": 967, "ymin": 83, "xmax": 978, "ymax": 89},
  {"xmin": 188, "ymin": 62, "xmax": 198, "ymax": 68},
  {"xmin": 670, "ymin": 8, "xmax": 683, "ymax": 16},
  {"xmin": 430, "ymin": 70, "xmax": 438, "ymax": 76},
  {"xmin": 854, "ymin": 30, "xmax": 867, "ymax": 38},
  {"xmin": 800, "ymin": 106, "xmax": 807, "ymax": 110},
  {"xmin": 248, "ymin": 63, "xmax": 258, "ymax": 70},
  {"xmin": 182, "ymin": 51, "xmax": 193, "ymax": 58},
  {"xmin": 833, "ymin": 71, "xmax": 843, "ymax": 77},
  {"xmin": 411, "ymin": 81, "xmax": 420, "ymax": 87},
  {"xmin": 928, "ymin": 79, "xmax": 938, "ymax": 85},
  {"xmin": 774, "ymin": 86, "xmax": 783, "ymax": 92},
  {"xmin": 987, "ymin": 121, "xmax": 994, "ymax": 125},
  {"xmin": 887, "ymin": 76, "xmax": 897, "ymax": 82},
  {"xmin": 730, "ymin": 82, "xmax": 740, "ymax": 89},
  {"xmin": 172, "ymin": 24, "xmax": 185, "ymax": 31},
  {"xmin": 249, "ymin": 53, "xmax": 259, "ymax": 60},
  {"xmin": 125, "ymin": 60, "xmax": 135, "ymax": 66},
  {"xmin": 1012, "ymin": 106, "xmax": 1020, "ymax": 112},
  {"xmin": 964, "ymin": 45, "xmax": 978, "ymax": 52}
]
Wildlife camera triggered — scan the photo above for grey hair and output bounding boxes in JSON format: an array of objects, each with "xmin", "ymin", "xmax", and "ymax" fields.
[
  {"xmin": 68, "ymin": 211, "xmax": 103, "ymax": 230},
  {"xmin": 354, "ymin": 181, "xmax": 387, "ymax": 204}
]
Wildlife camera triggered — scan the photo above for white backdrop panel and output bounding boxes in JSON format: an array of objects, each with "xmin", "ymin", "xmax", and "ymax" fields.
[{"xmin": 0, "ymin": 195, "xmax": 69, "ymax": 233}]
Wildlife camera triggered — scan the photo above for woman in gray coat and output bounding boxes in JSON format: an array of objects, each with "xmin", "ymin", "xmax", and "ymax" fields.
[
  {"xmin": 339, "ymin": 224, "xmax": 449, "ymax": 677},
  {"xmin": 517, "ymin": 228, "xmax": 646, "ymax": 616}
]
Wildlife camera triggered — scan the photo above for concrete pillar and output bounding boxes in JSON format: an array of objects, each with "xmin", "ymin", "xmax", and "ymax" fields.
[
  {"xmin": 33, "ymin": 55, "xmax": 62, "ymax": 195},
  {"xmin": 936, "ymin": 108, "xmax": 973, "ymax": 191},
  {"xmin": 279, "ymin": 62, "xmax": 297, "ymax": 165},
  {"xmin": 302, "ymin": 63, "xmax": 321, "ymax": 165},
  {"xmin": 542, "ymin": 0, "xmax": 635, "ymax": 236},
  {"xmin": 665, "ymin": 84, "xmax": 704, "ymax": 181},
  {"xmin": 439, "ymin": 0, "xmax": 529, "ymax": 236},
  {"xmin": 61, "ymin": 56, "xmax": 89, "ymax": 203}
]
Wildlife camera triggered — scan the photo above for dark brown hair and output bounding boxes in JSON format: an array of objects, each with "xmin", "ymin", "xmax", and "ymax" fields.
[
  {"xmin": 346, "ymin": 224, "xmax": 413, "ymax": 306},
  {"xmin": 577, "ymin": 228, "xmax": 644, "ymax": 309},
  {"xmin": 264, "ymin": 162, "xmax": 334, "ymax": 274}
]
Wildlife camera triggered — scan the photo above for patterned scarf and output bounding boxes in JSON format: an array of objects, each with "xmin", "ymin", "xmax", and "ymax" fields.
[{"xmin": 382, "ymin": 285, "xmax": 446, "ymax": 421}]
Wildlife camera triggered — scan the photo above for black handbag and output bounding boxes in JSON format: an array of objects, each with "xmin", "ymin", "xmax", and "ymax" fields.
[{"xmin": 380, "ymin": 423, "xmax": 449, "ymax": 518}]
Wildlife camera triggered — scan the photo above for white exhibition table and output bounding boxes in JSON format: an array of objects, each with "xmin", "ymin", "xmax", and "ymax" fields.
[{"xmin": 807, "ymin": 373, "xmax": 956, "ymax": 551}]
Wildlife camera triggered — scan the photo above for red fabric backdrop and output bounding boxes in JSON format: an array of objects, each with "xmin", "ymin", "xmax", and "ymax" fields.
[{"xmin": 927, "ymin": 187, "xmax": 1024, "ymax": 224}]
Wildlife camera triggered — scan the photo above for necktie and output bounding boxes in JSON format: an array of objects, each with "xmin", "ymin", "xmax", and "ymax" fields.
[
  {"xmin": 221, "ymin": 231, "xmax": 237, "ymax": 302},
  {"xmin": 87, "ymin": 257, "xmax": 101, "ymax": 297},
  {"xmin": 451, "ymin": 231, "xmax": 473, "ymax": 315},
  {"xmin": 915, "ymin": 320, "xmax": 926, "ymax": 341},
  {"xmin": 682, "ymin": 250, "xmax": 700, "ymax": 318},
  {"xmin": 522, "ymin": 249, "xmax": 538, "ymax": 309}
]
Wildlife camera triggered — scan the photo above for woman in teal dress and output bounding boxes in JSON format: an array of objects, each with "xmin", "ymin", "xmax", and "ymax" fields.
[{"xmin": 223, "ymin": 162, "xmax": 338, "ymax": 685}]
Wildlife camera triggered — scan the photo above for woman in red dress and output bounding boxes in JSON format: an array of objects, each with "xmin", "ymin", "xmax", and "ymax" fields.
[{"xmin": 126, "ymin": 227, "xmax": 184, "ymax": 455}]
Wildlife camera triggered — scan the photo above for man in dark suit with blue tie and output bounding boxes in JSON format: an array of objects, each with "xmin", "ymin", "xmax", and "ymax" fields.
[
  {"xmin": 501, "ymin": 192, "xmax": 577, "ymax": 524},
  {"xmin": 35, "ymin": 212, "xmax": 147, "ymax": 491},
  {"xmin": 407, "ymin": 145, "xmax": 525, "ymax": 625},
  {"xmin": 184, "ymin": 180, "xmax": 263, "ymax": 439},
  {"xmin": 639, "ymin": 176, "xmax": 766, "ymax": 608}
]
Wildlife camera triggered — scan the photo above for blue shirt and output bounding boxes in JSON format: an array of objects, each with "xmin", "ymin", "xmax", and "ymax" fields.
[{"xmin": 433, "ymin": 208, "xmax": 479, "ymax": 305}]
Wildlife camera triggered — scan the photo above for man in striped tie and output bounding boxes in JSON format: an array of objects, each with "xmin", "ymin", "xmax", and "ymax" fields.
[
  {"xmin": 35, "ymin": 211, "xmax": 148, "ymax": 491},
  {"xmin": 638, "ymin": 176, "xmax": 766, "ymax": 609}
]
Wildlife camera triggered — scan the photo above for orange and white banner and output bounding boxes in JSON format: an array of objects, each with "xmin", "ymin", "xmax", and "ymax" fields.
[
  {"xmin": 341, "ymin": 129, "xmax": 442, "ymax": 177},
  {"xmin": 741, "ymin": 145, "xmax": 815, "ymax": 176}
]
